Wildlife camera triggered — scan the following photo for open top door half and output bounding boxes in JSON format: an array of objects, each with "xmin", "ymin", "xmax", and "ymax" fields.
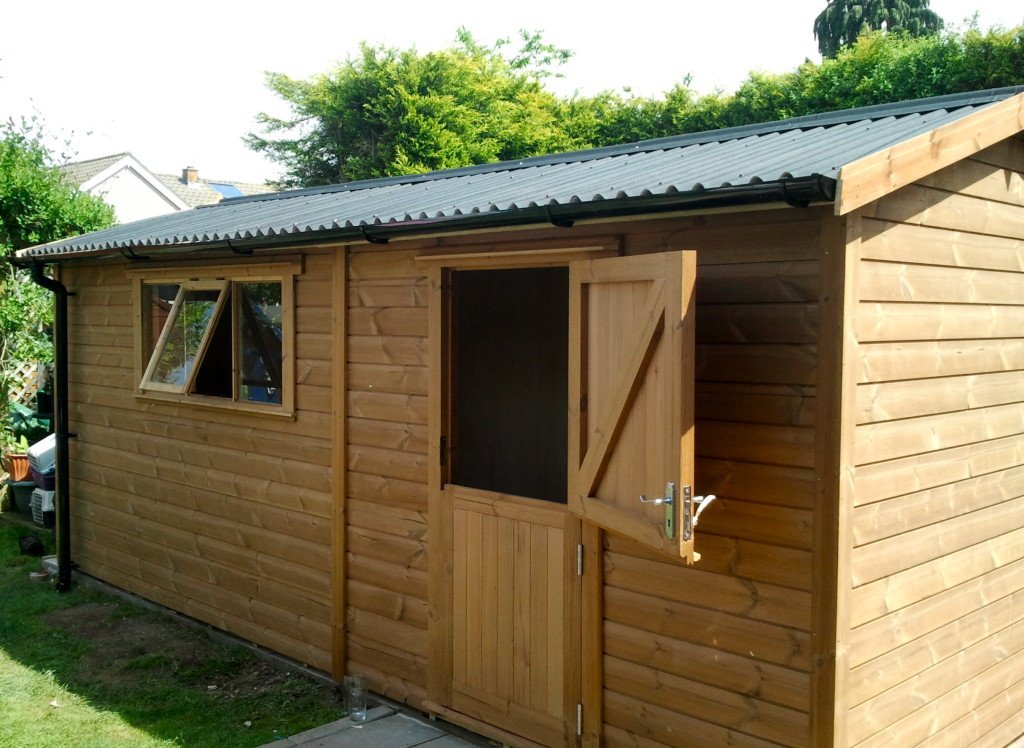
[{"xmin": 568, "ymin": 251, "xmax": 698, "ymax": 563}]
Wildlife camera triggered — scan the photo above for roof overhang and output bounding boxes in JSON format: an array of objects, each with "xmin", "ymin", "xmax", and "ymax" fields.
[{"xmin": 14, "ymin": 175, "xmax": 836, "ymax": 265}]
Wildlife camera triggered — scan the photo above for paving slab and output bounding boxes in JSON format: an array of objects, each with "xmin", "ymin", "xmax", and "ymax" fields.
[
  {"xmin": 415, "ymin": 735, "xmax": 480, "ymax": 747},
  {"xmin": 264, "ymin": 709, "xmax": 479, "ymax": 748},
  {"xmin": 272, "ymin": 706, "xmax": 395, "ymax": 746},
  {"xmin": 315, "ymin": 713, "xmax": 445, "ymax": 747}
]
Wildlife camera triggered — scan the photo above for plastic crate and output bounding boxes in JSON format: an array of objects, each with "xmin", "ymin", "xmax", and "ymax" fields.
[
  {"xmin": 30, "ymin": 466, "xmax": 55, "ymax": 491},
  {"xmin": 5, "ymin": 479, "xmax": 36, "ymax": 519},
  {"xmin": 28, "ymin": 434, "xmax": 56, "ymax": 474},
  {"xmin": 30, "ymin": 488, "xmax": 55, "ymax": 528}
]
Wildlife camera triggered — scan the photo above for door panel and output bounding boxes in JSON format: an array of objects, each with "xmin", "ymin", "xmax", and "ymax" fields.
[
  {"xmin": 449, "ymin": 485, "xmax": 567, "ymax": 746},
  {"xmin": 568, "ymin": 251, "xmax": 698, "ymax": 562}
]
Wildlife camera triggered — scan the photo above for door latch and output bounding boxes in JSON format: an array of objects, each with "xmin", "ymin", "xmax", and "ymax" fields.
[
  {"xmin": 682, "ymin": 485, "xmax": 717, "ymax": 541},
  {"xmin": 640, "ymin": 482, "xmax": 676, "ymax": 538}
]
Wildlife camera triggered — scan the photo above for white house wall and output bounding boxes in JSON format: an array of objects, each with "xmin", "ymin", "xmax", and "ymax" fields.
[{"xmin": 87, "ymin": 167, "xmax": 183, "ymax": 223}]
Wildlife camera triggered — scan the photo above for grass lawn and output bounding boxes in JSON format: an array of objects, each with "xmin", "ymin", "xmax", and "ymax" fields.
[{"xmin": 0, "ymin": 517, "xmax": 343, "ymax": 747}]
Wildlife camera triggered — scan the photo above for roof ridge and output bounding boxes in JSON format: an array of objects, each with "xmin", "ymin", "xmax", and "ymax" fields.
[
  {"xmin": 214, "ymin": 85, "xmax": 1024, "ymax": 209},
  {"xmin": 61, "ymin": 152, "xmax": 132, "ymax": 168},
  {"xmin": 156, "ymin": 173, "xmax": 272, "ymax": 187}
]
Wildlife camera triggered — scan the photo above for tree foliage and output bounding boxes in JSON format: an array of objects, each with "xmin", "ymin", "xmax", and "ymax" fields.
[
  {"xmin": 246, "ymin": 28, "xmax": 579, "ymax": 187},
  {"xmin": 0, "ymin": 118, "xmax": 114, "ymax": 449},
  {"xmin": 250, "ymin": 24, "xmax": 1024, "ymax": 187},
  {"xmin": 0, "ymin": 120, "xmax": 114, "ymax": 254},
  {"xmin": 567, "ymin": 24, "xmax": 1024, "ymax": 147},
  {"xmin": 813, "ymin": 0, "xmax": 944, "ymax": 57}
]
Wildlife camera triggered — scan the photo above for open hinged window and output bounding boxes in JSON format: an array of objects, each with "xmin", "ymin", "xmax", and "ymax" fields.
[
  {"xmin": 131, "ymin": 260, "xmax": 298, "ymax": 414},
  {"xmin": 142, "ymin": 281, "xmax": 229, "ymax": 393}
]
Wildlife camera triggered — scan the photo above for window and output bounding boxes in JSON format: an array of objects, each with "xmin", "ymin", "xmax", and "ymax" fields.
[
  {"xmin": 450, "ymin": 267, "xmax": 569, "ymax": 502},
  {"xmin": 131, "ymin": 260, "xmax": 298, "ymax": 414}
]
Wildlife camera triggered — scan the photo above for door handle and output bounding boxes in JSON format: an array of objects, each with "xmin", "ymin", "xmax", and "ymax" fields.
[
  {"xmin": 640, "ymin": 484, "xmax": 717, "ymax": 541},
  {"xmin": 640, "ymin": 482, "xmax": 676, "ymax": 538}
]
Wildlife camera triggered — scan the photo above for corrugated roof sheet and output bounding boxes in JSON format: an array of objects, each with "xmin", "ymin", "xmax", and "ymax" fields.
[{"xmin": 20, "ymin": 86, "xmax": 1024, "ymax": 261}]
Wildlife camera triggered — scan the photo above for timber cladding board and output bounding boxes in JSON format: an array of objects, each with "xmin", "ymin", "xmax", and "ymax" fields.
[
  {"xmin": 345, "ymin": 249, "xmax": 432, "ymax": 695},
  {"xmin": 340, "ymin": 211, "xmax": 825, "ymax": 745},
  {"xmin": 63, "ymin": 252, "xmax": 335, "ymax": 672},
  {"xmin": 846, "ymin": 143, "xmax": 1024, "ymax": 747}
]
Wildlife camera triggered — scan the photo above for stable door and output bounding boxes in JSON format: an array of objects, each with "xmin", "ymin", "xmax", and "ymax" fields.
[
  {"xmin": 427, "ymin": 250, "xmax": 696, "ymax": 746},
  {"xmin": 428, "ymin": 265, "xmax": 581, "ymax": 746}
]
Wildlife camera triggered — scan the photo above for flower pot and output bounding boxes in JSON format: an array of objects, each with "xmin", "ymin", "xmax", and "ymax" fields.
[{"xmin": 3, "ymin": 453, "xmax": 30, "ymax": 482}]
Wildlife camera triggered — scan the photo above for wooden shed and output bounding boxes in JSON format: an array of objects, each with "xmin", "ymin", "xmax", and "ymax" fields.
[{"xmin": 17, "ymin": 86, "xmax": 1024, "ymax": 747}]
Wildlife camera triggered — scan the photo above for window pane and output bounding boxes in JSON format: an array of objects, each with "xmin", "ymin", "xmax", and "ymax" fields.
[
  {"xmin": 150, "ymin": 289, "xmax": 221, "ymax": 387},
  {"xmin": 146, "ymin": 284, "xmax": 180, "ymax": 362},
  {"xmin": 451, "ymin": 268, "xmax": 568, "ymax": 502},
  {"xmin": 193, "ymin": 288, "xmax": 234, "ymax": 399},
  {"xmin": 237, "ymin": 282, "xmax": 283, "ymax": 404}
]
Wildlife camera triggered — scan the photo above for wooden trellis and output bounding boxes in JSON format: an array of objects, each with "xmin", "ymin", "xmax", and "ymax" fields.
[{"xmin": 7, "ymin": 362, "xmax": 41, "ymax": 408}]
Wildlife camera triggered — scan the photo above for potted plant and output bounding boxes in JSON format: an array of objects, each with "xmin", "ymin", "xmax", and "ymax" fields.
[
  {"xmin": 2, "ymin": 424, "xmax": 32, "ymax": 516},
  {"xmin": 2, "ymin": 433, "xmax": 30, "ymax": 482}
]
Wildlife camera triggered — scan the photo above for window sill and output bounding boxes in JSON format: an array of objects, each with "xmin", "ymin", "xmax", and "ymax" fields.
[{"xmin": 134, "ymin": 390, "xmax": 296, "ymax": 420}]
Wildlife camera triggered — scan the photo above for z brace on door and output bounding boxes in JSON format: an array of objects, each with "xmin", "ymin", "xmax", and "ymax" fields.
[{"xmin": 568, "ymin": 250, "xmax": 718, "ymax": 564}]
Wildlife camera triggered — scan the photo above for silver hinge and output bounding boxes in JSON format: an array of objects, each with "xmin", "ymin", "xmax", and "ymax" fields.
[
  {"xmin": 577, "ymin": 544, "xmax": 584, "ymax": 577},
  {"xmin": 577, "ymin": 703, "xmax": 582, "ymax": 736}
]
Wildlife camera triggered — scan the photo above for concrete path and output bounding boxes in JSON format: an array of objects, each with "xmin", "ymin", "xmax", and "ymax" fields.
[{"xmin": 262, "ymin": 704, "xmax": 489, "ymax": 747}]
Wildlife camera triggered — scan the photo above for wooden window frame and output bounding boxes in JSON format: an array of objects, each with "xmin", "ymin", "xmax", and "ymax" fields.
[
  {"xmin": 129, "ymin": 259, "xmax": 300, "ymax": 417},
  {"xmin": 140, "ymin": 279, "xmax": 229, "ymax": 394}
]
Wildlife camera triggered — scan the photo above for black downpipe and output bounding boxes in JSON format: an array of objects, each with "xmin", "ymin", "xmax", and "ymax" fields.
[{"xmin": 28, "ymin": 264, "xmax": 73, "ymax": 592}]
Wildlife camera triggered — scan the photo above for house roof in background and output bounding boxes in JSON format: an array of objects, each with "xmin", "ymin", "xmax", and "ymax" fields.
[
  {"xmin": 59, "ymin": 153, "xmax": 133, "ymax": 188},
  {"xmin": 60, "ymin": 153, "xmax": 273, "ymax": 210},
  {"xmin": 59, "ymin": 152, "xmax": 192, "ymax": 214},
  {"xmin": 154, "ymin": 173, "xmax": 274, "ymax": 208},
  {"xmin": 20, "ymin": 86, "xmax": 1024, "ymax": 262}
]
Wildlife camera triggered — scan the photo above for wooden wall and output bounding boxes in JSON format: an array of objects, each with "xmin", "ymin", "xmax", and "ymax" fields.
[
  {"xmin": 344, "ymin": 247, "xmax": 431, "ymax": 702},
  {"xmin": 64, "ymin": 250, "xmax": 335, "ymax": 671},
  {"xmin": 845, "ymin": 135, "xmax": 1024, "ymax": 746},
  {"xmin": 344, "ymin": 209, "xmax": 827, "ymax": 746},
  {"xmin": 603, "ymin": 213, "xmax": 822, "ymax": 747}
]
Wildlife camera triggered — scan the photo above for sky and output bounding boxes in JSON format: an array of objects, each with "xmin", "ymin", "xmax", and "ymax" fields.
[{"xmin": 2, "ymin": 1, "xmax": 1022, "ymax": 184}]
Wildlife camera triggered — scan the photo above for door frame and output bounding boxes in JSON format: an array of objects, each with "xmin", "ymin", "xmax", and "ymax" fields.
[{"xmin": 422, "ymin": 240, "xmax": 619, "ymax": 744}]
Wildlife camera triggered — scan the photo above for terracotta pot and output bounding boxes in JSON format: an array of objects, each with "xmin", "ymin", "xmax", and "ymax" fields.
[{"xmin": 2, "ymin": 453, "xmax": 30, "ymax": 482}]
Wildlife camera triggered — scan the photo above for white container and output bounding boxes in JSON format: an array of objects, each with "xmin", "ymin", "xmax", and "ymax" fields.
[
  {"xmin": 30, "ymin": 488, "xmax": 55, "ymax": 527},
  {"xmin": 28, "ymin": 433, "xmax": 56, "ymax": 474}
]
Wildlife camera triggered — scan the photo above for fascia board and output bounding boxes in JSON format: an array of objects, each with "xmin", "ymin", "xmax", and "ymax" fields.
[{"xmin": 836, "ymin": 91, "xmax": 1024, "ymax": 215}]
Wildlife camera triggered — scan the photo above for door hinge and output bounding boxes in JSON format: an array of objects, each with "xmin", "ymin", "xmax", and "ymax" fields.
[
  {"xmin": 577, "ymin": 544, "xmax": 584, "ymax": 576},
  {"xmin": 439, "ymin": 435, "xmax": 447, "ymax": 466},
  {"xmin": 577, "ymin": 703, "xmax": 582, "ymax": 736}
]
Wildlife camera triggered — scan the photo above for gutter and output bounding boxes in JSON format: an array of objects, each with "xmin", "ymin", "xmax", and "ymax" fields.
[
  {"xmin": 27, "ymin": 264, "xmax": 73, "ymax": 592},
  {"xmin": 18, "ymin": 175, "xmax": 837, "ymax": 264}
]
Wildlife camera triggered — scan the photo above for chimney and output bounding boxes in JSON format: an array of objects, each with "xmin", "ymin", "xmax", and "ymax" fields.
[{"xmin": 182, "ymin": 166, "xmax": 199, "ymax": 183}]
